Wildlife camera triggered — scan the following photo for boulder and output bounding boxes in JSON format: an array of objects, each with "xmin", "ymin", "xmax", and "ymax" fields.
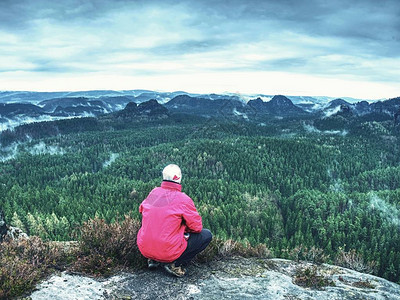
[
  {"xmin": 0, "ymin": 209, "xmax": 28, "ymax": 242},
  {"xmin": 0, "ymin": 210, "xmax": 7, "ymax": 242}
]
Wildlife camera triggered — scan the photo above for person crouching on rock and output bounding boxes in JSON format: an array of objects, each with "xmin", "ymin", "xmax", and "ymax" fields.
[{"xmin": 137, "ymin": 164, "xmax": 212, "ymax": 277}]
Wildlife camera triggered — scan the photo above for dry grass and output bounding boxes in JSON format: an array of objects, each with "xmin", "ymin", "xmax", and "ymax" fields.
[
  {"xmin": 0, "ymin": 236, "xmax": 68, "ymax": 299},
  {"xmin": 293, "ymin": 266, "xmax": 336, "ymax": 290},
  {"xmin": 71, "ymin": 215, "xmax": 146, "ymax": 276},
  {"xmin": 335, "ymin": 248, "xmax": 377, "ymax": 274},
  {"xmin": 0, "ymin": 216, "xmax": 275, "ymax": 299},
  {"xmin": 0, "ymin": 215, "xmax": 147, "ymax": 298},
  {"xmin": 197, "ymin": 238, "xmax": 273, "ymax": 263},
  {"xmin": 283, "ymin": 245, "xmax": 329, "ymax": 265},
  {"xmin": 338, "ymin": 276, "xmax": 376, "ymax": 289}
]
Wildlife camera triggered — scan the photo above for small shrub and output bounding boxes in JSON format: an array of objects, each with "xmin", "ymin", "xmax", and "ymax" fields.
[
  {"xmin": 243, "ymin": 242, "xmax": 273, "ymax": 258},
  {"xmin": 72, "ymin": 253, "xmax": 116, "ymax": 276},
  {"xmin": 293, "ymin": 266, "xmax": 335, "ymax": 290},
  {"xmin": 196, "ymin": 237, "xmax": 224, "ymax": 262},
  {"xmin": 335, "ymin": 248, "xmax": 377, "ymax": 274},
  {"xmin": 284, "ymin": 245, "xmax": 329, "ymax": 264},
  {"xmin": 0, "ymin": 236, "xmax": 67, "ymax": 299},
  {"xmin": 71, "ymin": 215, "xmax": 146, "ymax": 276},
  {"xmin": 352, "ymin": 279, "xmax": 376, "ymax": 289},
  {"xmin": 219, "ymin": 239, "xmax": 238, "ymax": 257},
  {"xmin": 338, "ymin": 276, "xmax": 376, "ymax": 289},
  {"xmin": 196, "ymin": 237, "xmax": 273, "ymax": 263}
]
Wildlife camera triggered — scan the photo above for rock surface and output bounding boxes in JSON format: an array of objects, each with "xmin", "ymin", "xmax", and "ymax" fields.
[
  {"xmin": 0, "ymin": 210, "xmax": 7, "ymax": 241},
  {"xmin": 0, "ymin": 209, "xmax": 28, "ymax": 242},
  {"xmin": 30, "ymin": 257, "xmax": 400, "ymax": 300},
  {"xmin": 5, "ymin": 226, "xmax": 28, "ymax": 240}
]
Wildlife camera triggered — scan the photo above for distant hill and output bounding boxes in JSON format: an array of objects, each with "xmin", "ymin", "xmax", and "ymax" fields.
[
  {"xmin": 248, "ymin": 95, "xmax": 306, "ymax": 116},
  {"xmin": 320, "ymin": 97, "xmax": 400, "ymax": 117},
  {"xmin": 0, "ymin": 103, "xmax": 45, "ymax": 118},
  {"xmin": 111, "ymin": 99, "xmax": 169, "ymax": 120},
  {"xmin": 164, "ymin": 95, "xmax": 248, "ymax": 118},
  {"xmin": 370, "ymin": 97, "xmax": 400, "ymax": 114},
  {"xmin": 324, "ymin": 99, "xmax": 352, "ymax": 110}
]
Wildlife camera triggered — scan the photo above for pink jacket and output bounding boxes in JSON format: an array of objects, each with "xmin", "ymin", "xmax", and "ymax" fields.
[{"xmin": 137, "ymin": 181, "xmax": 203, "ymax": 262}]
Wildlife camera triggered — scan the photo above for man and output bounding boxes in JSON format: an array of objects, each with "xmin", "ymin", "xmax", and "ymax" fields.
[{"xmin": 137, "ymin": 164, "xmax": 212, "ymax": 277}]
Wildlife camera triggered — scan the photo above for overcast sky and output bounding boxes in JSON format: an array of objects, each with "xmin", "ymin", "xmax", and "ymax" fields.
[{"xmin": 0, "ymin": 0, "xmax": 399, "ymax": 99}]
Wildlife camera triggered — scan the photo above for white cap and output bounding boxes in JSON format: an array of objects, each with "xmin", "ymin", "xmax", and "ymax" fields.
[{"xmin": 162, "ymin": 164, "xmax": 182, "ymax": 183}]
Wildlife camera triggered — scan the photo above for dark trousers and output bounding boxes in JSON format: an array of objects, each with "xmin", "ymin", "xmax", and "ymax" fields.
[{"xmin": 175, "ymin": 229, "xmax": 212, "ymax": 266}]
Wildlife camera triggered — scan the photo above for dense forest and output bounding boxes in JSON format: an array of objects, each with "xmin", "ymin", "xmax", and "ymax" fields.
[{"xmin": 1, "ymin": 112, "xmax": 400, "ymax": 283}]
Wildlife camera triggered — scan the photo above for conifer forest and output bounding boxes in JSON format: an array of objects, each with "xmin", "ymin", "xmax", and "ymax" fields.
[{"xmin": 1, "ymin": 109, "xmax": 400, "ymax": 284}]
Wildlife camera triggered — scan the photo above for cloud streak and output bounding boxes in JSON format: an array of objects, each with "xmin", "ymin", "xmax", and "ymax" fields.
[
  {"xmin": 0, "ymin": 0, "xmax": 399, "ymax": 98},
  {"xmin": 370, "ymin": 193, "xmax": 400, "ymax": 227}
]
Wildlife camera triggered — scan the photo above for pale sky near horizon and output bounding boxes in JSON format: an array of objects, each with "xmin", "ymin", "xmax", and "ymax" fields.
[{"xmin": 0, "ymin": 0, "xmax": 399, "ymax": 99}]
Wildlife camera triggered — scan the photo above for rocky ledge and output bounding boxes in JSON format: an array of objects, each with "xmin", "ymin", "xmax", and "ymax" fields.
[
  {"xmin": 30, "ymin": 257, "xmax": 400, "ymax": 300},
  {"xmin": 0, "ymin": 210, "xmax": 28, "ymax": 242}
]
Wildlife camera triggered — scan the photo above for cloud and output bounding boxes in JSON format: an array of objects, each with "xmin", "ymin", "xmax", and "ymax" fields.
[
  {"xmin": 0, "ymin": 0, "xmax": 399, "ymax": 97},
  {"xmin": 0, "ymin": 115, "xmax": 87, "ymax": 132},
  {"xmin": 0, "ymin": 142, "xmax": 19, "ymax": 162},
  {"xmin": 324, "ymin": 106, "xmax": 342, "ymax": 118},
  {"xmin": 370, "ymin": 193, "xmax": 400, "ymax": 227},
  {"xmin": 103, "ymin": 153, "xmax": 119, "ymax": 168},
  {"xmin": 29, "ymin": 141, "xmax": 65, "ymax": 155},
  {"xmin": 303, "ymin": 123, "xmax": 348, "ymax": 136}
]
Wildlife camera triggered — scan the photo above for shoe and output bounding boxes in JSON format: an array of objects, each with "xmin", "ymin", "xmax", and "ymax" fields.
[
  {"xmin": 164, "ymin": 262, "xmax": 186, "ymax": 277},
  {"xmin": 147, "ymin": 259, "xmax": 161, "ymax": 269}
]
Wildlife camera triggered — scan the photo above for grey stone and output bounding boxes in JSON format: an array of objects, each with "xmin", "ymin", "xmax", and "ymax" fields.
[
  {"xmin": 0, "ymin": 209, "xmax": 29, "ymax": 242},
  {"xmin": 0, "ymin": 210, "xmax": 8, "ymax": 242},
  {"xmin": 31, "ymin": 257, "xmax": 400, "ymax": 300}
]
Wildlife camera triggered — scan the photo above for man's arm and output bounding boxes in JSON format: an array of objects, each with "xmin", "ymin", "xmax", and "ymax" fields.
[{"xmin": 182, "ymin": 197, "xmax": 203, "ymax": 233}]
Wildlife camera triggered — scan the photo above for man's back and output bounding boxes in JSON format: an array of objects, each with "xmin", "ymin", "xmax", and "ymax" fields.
[{"xmin": 137, "ymin": 181, "xmax": 202, "ymax": 262}]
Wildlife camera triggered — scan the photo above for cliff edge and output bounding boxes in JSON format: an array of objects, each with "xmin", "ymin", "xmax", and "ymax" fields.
[{"xmin": 30, "ymin": 256, "xmax": 400, "ymax": 300}]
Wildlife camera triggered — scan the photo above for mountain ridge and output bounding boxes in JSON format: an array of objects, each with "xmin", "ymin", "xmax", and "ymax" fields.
[{"xmin": 1, "ymin": 91, "xmax": 399, "ymax": 134}]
